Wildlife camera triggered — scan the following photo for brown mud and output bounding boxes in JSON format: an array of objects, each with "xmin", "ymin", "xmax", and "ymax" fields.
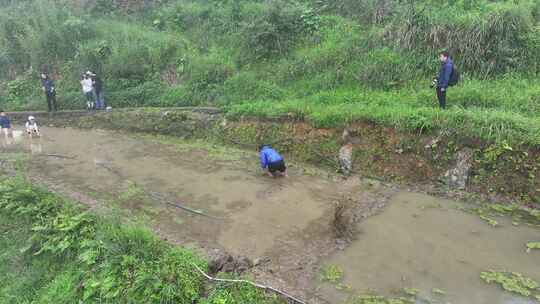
[
  {"xmin": 2, "ymin": 126, "xmax": 394, "ymax": 302},
  {"xmin": 1, "ymin": 124, "xmax": 539, "ymax": 304}
]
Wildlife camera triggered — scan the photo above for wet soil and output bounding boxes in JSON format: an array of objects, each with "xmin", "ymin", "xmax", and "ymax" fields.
[
  {"xmin": 2, "ymin": 127, "xmax": 538, "ymax": 304},
  {"xmin": 2, "ymin": 127, "xmax": 394, "ymax": 301}
]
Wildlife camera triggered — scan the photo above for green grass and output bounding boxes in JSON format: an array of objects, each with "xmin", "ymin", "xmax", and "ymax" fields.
[
  {"xmin": 227, "ymin": 85, "xmax": 540, "ymax": 145},
  {"xmin": 0, "ymin": 176, "xmax": 283, "ymax": 304},
  {"xmin": 1, "ymin": 0, "xmax": 539, "ymax": 146}
]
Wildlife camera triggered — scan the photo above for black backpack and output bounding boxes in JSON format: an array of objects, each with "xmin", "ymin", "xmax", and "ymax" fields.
[{"xmin": 448, "ymin": 65, "xmax": 460, "ymax": 86}]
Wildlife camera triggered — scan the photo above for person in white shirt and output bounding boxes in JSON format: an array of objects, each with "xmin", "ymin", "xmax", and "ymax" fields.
[
  {"xmin": 81, "ymin": 73, "xmax": 94, "ymax": 110},
  {"xmin": 25, "ymin": 116, "xmax": 40, "ymax": 137}
]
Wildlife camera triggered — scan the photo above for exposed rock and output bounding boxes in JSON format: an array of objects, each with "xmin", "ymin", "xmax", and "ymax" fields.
[
  {"xmin": 442, "ymin": 148, "xmax": 473, "ymax": 190},
  {"xmin": 207, "ymin": 249, "xmax": 253, "ymax": 274},
  {"xmin": 341, "ymin": 128, "xmax": 352, "ymax": 143},
  {"xmin": 425, "ymin": 137, "xmax": 440, "ymax": 149},
  {"xmin": 339, "ymin": 143, "xmax": 353, "ymax": 176}
]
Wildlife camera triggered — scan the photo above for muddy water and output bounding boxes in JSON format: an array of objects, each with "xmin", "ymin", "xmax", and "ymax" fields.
[
  {"xmin": 3, "ymin": 127, "xmax": 539, "ymax": 304},
  {"xmin": 319, "ymin": 192, "xmax": 540, "ymax": 304},
  {"xmin": 6, "ymin": 127, "xmax": 344, "ymax": 260}
]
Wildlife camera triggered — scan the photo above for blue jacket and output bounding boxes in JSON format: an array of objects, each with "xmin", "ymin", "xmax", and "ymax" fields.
[
  {"xmin": 437, "ymin": 58, "xmax": 453, "ymax": 89},
  {"xmin": 0, "ymin": 116, "xmax": 11, "ymax": 129},
  {"xmin": 260, "ymin": 146, "xmax": 283, "ymax": 169},
  {"xmin": 41, "ymin": 78, "xmax": 55, "ymax": 93}
]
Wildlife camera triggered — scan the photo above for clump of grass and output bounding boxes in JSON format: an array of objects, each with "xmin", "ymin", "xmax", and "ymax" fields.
[
  {"xmin": 480, "ymin": 270, "xmax": 540, "ymax": 298},
  {"xmin": 401, "ymin": 288, "xmax": 419, "ymax": 297},
  {"xmin": 320, "ymin": 264, "xmax": 344, "ymax": 284},
  {"xmin": 470, "ymin": 202, "xmax": 540, "ymax": 227},
  {"xmin": 526, "ymin": 242, "xmax": 540, "ymax": 253},
  {"xmin": 432, "ymin": 288, "xmax": 446, "ymax": 296}
]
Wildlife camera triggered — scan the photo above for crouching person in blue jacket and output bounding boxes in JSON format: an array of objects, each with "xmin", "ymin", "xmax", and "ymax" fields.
[{"xmin": 259, "ymin": 144, "xmax": 288, "ymax": 178}]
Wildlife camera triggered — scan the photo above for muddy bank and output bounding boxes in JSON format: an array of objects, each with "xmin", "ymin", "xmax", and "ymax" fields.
[{"xmin": 24, "ymin": 108, "xmax": 539, "ymax": 205}]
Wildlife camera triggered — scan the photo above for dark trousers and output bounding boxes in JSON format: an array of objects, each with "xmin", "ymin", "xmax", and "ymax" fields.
[
  {"xmin": 46, "ymin": 92, "xmax": 57, "ymax": 112},
  {"xmin": 95, "ymin": 90, "xmax": 105, "ymax": 109},
  {"xmin": 436, "ymin": 87, "xmax": 446, "ymax": 109}
]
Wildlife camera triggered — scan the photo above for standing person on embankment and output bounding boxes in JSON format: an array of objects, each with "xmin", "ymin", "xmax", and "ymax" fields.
[
  {"xmin": 91, "ymin": 72, "xmax": 105, "ymax": 110},
  {"xmin": 259, "ymin": 144, "xmax": 288, "ymax": 178},
  {"xmin": 81, "ymin": 73, "xmax": 94, "ymax": 110},
  {"xmin": 435, "ymin": 51, "xmax": 454, "ymax": 109},
  {"xmin": 41, "ymin": 73, "xmax": 57, "ymax": 112},
  {"xmin": 0, "ymin": 110, "xmax": 12, "ymax": 138}
]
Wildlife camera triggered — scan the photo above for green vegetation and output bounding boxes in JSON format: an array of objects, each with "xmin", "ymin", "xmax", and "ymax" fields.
[
  {"xmin": 348, "ymin": 295, "xmax": 412, "ymax": 304},
  {"xmin": 1, "ymin": 0, "xmax": 540, "ymax": 145},
  {"xmin": 431, "ymin": 288, "xmax": 446, "ymax": 296},
  {"xmin": 401, "ymin": 288, "xmax": 419, "ymax": 297},
  {"xmin": 0, "ymin": 176, "xmax": 282, "ymax": 304},
  {"xmin": 320, "ymin": 264, "xmax": 344, "ymax": 284},
  {"xmin": 471, "ymin": 202, "xmax": 540, "ymax": 227},
  {"xmin": 526, "ymin": 242, "xmax": 540, "ymax": 251},
  {"xmin": 480, "ymin": 270, "xmax": 540, "ymax": 299}
]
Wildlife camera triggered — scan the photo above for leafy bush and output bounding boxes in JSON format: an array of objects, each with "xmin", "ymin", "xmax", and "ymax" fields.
[
  {"xmin": 385, "ymin": 1, "xmax": 539, "ymax": 75},
  {"xmin": 349, "ymin": 48, "xmax": 415, "ymax": 89},
  {"xmin": 161, "ymin": 86, "xmax": 193, "ymax": 106},
  {"xmin": 221, "ymin": 72, "xmax": 286, "ymax": 104},
  {"xmin": 107, "ymin": 79, "xmax": 166, "ymax": 108},
  {"xmin": 5, "ymin": 71, "xmax": 38, "ymax": 102},
  {"xmin": 237, "ymin": 0, "xmax": 320, "ymax": 64},
  {"xmin": 185, "ymin": 52, "xmax": 235, "ymax": 103}
]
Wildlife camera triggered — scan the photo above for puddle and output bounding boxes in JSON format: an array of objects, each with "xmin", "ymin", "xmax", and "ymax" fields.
[{"xmin": 318, "ymin": 192, "xmax": 540, "ymax": 304}]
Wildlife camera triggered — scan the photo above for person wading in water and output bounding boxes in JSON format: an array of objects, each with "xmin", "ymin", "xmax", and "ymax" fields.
[{"xmin": 259, "ymin": 144, "xmax": 288, "ymax": 178}]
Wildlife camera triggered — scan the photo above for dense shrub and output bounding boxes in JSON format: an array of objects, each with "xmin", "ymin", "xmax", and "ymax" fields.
[
  {"xmin": 385, "ymin": 1, "xmax": 539, "ymax": 75},
  {"xmin": 107, "ymin": 79, "xmax": 166, "ymax": 108},
  {"xmin": 236, "ymin": 0, "xmax": 320, "ymax": 64}
]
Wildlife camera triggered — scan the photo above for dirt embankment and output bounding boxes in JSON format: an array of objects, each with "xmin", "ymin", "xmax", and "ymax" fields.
[{"xmin": 13, "ymin": 108, "xmax": 539, "ymax": 205}]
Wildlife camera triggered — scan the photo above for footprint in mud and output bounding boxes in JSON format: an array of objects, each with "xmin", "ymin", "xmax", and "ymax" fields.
[{"xmin": 255, "ymin": 182, "xmax": 286, "ymax": 200}]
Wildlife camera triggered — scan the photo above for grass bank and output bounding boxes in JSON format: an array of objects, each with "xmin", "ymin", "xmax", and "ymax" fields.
[
  {"xmin": 0, "ymin": 175, "xmax": 283, "ymax": 304},
  {"xmin": 1, "ymin": 0, "xmax": 540, "ymax": 147},
  {"xmin": 29, "ymin": 108, "xmax": 538, "ymax": 205}
]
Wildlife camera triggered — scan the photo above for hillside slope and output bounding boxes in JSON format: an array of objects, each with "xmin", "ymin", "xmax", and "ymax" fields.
[{"xmin": 0, "ymin": 0, "xmax": 539, "ymax": 144}]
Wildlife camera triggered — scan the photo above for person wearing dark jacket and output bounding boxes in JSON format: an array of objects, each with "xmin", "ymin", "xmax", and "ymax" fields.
[
  {"xmin": 0, "ymin": 110, "xmax": 12, "ymax": 137},
  {"xmin": 41, "ymin": 73, "xmax": 57, "ymax": 112},
  {"xmin": 92, "ymin": 73, "xmax": 105, "ymax": 110},
  {"xmin": 259, "ymin": 144, "xmax": 288, "ymax": 177},
  {"xmin": 436, "ymin": 51, "xmax": 454, "ymax": 109}
]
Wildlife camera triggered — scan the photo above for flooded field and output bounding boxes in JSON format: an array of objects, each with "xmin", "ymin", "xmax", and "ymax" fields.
[
  {"xmin": 1, "ymin": 126, "xmax": 539, "ymax": 304},
  {"xmin": 318, "ymin": 192, "xmax": 540, "ymax": 304}
]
